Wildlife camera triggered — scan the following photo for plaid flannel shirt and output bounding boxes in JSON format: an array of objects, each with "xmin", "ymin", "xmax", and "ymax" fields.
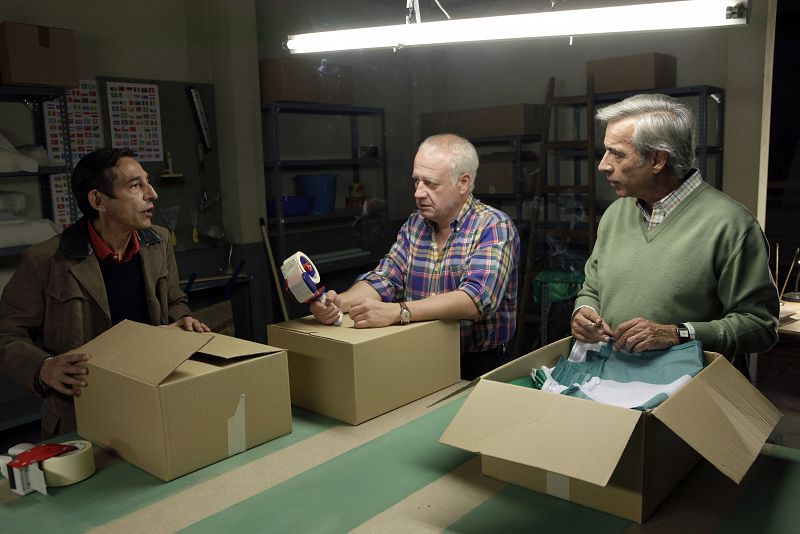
[{"xmin": 357, "ymin": 195, "xmax": 519, "ymax": 352}]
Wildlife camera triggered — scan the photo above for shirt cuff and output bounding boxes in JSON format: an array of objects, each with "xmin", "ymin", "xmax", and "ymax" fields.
[{"xmin": 571, "ymin": 305, "xmax": 597, "ymax": 319}]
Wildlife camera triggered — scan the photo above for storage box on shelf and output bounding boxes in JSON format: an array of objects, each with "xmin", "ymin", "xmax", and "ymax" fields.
[{"xmin": 0, "ymin": 21, "xmax": 79, "ymax": 87}]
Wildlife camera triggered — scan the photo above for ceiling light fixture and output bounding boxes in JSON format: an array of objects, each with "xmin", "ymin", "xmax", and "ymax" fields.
[{"xmin": 285, "ymin": 0, "xmax": 748, "ymax": 54}]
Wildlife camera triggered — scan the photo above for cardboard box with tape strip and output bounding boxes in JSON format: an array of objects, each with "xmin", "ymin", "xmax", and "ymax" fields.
[
  {"xmin": 74, "ymin": 320, "xmax": 292, "ymax": 481},
  {"xmin": 440, "ymin": 337, "xmax": 782, "ymax": 523},
  {"xmin": 0, "ymin": 21, "xmax": 79, "ymax": 87},
  {"xmin": 268, "ymin": 316, "xmax": 460, "ymax": 425}
]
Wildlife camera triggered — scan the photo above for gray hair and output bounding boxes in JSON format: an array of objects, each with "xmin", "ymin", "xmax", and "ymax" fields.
[
  {"xmin": 596, "ymin": 94, "xmax": 696, "ymax": 179},
  {"xmin": 418, "ymin": 133, "xmax": 479, "ymax": 191}
]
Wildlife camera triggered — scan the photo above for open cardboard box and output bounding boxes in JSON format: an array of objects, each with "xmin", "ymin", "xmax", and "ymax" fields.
[
  {"xmin": 268, "ymin": 315, "xmax": 460, "ymax": 425},
  {"xmin": 75, "ymin": 320, "xmax": 292, "ymax": 481},
  {"xmin": 440, "ymin": 337, "xmax": 782, "ymax": 523}
]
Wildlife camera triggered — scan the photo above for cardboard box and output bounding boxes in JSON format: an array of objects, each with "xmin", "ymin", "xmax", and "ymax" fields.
[
  {"xmin": 440, "ymin": 337, "xmax": 781, "ymax": 523},
  {"xmin": 268, "ymin": 315, "xmax": 460, "ymax": 424},
  {"xmin": 259, "ymin": 57, "xmax": 352, "ymax": 105},
  {"xmin": 475, "ymin": 151, "xmax": 538, "ymax": 195},
  {"xmin": 0, "ymin": 21, "xmax": 79, "ymax": 87},
  {"xmin": 74, "ymin": 320, "xmax": 292, "ymax": 481},
  {"xmin": 588, "ymin": 53, "xmax": 677, "ymax": 94},
  {"xmin": 420, "ymin": 104, "xmax": 545, "ymax": 139}
]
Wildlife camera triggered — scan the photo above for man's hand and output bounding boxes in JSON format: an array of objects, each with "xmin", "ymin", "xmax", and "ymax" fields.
[
  {"xmin": 349, "ymin": 300, "xmax": 399, "ymax": 328},
  {"xmin": 613, "ymin": 317, "xmax": 679, "ymax": 352},
  {"xmin": 40, "ymin": 352, "xmax": 90, "ymax": 396},
  {"xmin": 170, "ymin": 316, "xmax": 211, "ymax": 332},
  {"xmin": 571, "ymin": 308, "xmax": 612, "ymax": 343},
  {"xmin": 310, "ymin": 290, "xmax": 343, "ymax": 325}
]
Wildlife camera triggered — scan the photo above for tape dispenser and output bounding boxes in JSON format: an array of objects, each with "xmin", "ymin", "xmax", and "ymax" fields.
[{"xmin": 281, "ymin": 251, "xmax": 343, "ymax": 326}]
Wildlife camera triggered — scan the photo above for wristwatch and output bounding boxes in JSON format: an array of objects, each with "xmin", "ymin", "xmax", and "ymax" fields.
[
  {"xmin": 676, "ymin": 323, "xmax": 691, "ymax": 344},
  {"xmin": 35, "ymin": 356, "xmax": 55, "ymax": 397},
  {"xmin": 399, "ymin": 301, "xmax": 411, "ymax": 325}
]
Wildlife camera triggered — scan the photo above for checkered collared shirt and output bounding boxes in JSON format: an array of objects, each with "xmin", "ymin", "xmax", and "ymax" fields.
[
  {"xmin": 357, "ymin": 195, "xmax": 519, "ymax": 353},
  {"xmin": 637, "ymin": 170, "xmax": 703, "ymax": 230}
]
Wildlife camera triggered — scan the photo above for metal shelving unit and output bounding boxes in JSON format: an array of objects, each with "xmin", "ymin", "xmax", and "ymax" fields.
[
  {"xmin": 0, "ymin": 84, "xmax": 77, "ymax": 237},
  {"xmin": 262, "ymin": 101, "xmax": 388, "ymax": 271},
  {"xmin": 470, "ymin": 133, "xmax": 540, "ymax": 222}
]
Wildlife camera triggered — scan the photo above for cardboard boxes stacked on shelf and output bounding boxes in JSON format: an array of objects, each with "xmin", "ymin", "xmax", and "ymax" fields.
[
  {"xmin": 259, "ymin": 57, "xmax": 353, "ymax": 105},
  {"xmin": 0, "ymin": 21, "xmax": 79, "ymax": 87},
  {"xmin": 587, "ymin": 53, "xmax": 677, "ymax": 94}
]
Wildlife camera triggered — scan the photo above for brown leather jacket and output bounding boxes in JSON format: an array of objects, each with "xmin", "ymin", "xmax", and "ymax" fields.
[{"xmin": 0, "ymin": 217, "xmax": 191, "ymax": 437}]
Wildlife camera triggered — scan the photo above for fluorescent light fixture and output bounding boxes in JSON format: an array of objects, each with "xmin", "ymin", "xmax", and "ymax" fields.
[{"xmin": 286, "ymin": 0, "xmax": 748, "ymax": 54}]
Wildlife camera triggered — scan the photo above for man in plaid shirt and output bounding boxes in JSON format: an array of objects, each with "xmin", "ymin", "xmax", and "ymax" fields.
[{"xmin": 310, "ymin": 134, "xmax": 520, "ymax": 379}]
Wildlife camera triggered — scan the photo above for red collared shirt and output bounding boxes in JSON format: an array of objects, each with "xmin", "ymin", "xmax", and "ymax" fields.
[{"xmin": 87, "ymin": 222, "xmax": 140, "ymax": 263}]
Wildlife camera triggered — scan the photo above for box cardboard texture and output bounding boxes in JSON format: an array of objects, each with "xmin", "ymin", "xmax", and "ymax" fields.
[
  {"xmin": 0, "ymin": 21, "xmax": 79, "ymax": 87},
  {"xmin": 268, "ymin": 315, "xmax": 460, "ymax": 425},
  {"xmin": 74, "ymin": 320, "xmax": 292, "ymax": 481},
  {"xmin": 259, "ymin": 57, "xmax": 352, "ymax": 105},
  {"xmin": 588, "ymin": 53, "xmax": 677, "ymax": 94},
  {"xmin": 420, "ymin": 104, "xmax": 545, "ymax": 139},
  {"xmin": 440, "ymin": 337, "xmax": 782, "ymax": 523},
  {"xmin": 475, "ymin": 151, "xmax": 538, "ymax": 195}
]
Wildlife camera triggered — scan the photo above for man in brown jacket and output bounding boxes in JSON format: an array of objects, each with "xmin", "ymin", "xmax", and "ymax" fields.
[{"xmin": 0, "ymin": 148, "xmax": 209, "ymax": 438}]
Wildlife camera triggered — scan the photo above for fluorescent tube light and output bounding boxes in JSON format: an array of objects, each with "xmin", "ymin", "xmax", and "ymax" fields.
[{"xmin": 286, "ymin": 1, "xmax": 748, "ymax": 54}]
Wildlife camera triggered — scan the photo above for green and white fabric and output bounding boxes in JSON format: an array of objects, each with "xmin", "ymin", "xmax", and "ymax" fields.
[{"xmin": 533, "ymin": 340, "xmax": 704, "ymax": 410}]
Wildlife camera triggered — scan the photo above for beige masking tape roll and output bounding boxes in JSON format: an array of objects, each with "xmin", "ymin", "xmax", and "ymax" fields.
[{"xmin": 42, "ymin": 440, "xmax": 95, "ymax": 487}]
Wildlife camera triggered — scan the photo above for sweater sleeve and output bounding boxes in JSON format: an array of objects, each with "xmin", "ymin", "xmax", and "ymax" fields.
[{"xmin": 691, "ymin": 221, "xmax": 779, "ymax": 355}]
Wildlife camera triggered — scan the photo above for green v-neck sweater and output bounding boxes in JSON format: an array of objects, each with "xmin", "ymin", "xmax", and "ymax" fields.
[{"xmin": 575, "ymin": 180, "xmax": 779, "ymax": 356}]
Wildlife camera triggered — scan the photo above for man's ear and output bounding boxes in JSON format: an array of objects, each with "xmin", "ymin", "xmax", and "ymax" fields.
[
  {"xmin": 88, "ymin": 190, "xmax": 106, "ymax": 213},
  {"xmin": 651, "ymin": 150, "xmax": 668, "ymax": 174},
  {"xmin": 458, "ymin": 173, "xmax": 472, "ymax": 194}
]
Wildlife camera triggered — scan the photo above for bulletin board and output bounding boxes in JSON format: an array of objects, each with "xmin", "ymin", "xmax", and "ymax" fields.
[{"xmin": 96, "ymin": 76, "xmax": 224, "ymax": 252}]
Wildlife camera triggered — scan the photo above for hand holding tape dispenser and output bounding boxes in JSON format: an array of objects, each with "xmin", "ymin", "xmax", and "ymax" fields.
[{"xmin": 281, "ymin": 251, "xmax": 343, "ymax": 326}]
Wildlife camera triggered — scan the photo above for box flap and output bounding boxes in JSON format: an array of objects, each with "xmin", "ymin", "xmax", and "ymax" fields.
[
  {"xmin": 75, "ymin": 320, "xmax": 214, "ymax": 385},
  {"xmin": 197, "ymin": 335, "xmax": 284, "ymax": 360},
  {"xmin": 440, "ymin": 379, "xmax": 643, "ymax": 487},
  {"xmin": 653, "ymin": 355, "xmax": 782, "ymax": 483},
  {"xmin": 269, "ymin": 315, "xmax": 447, "ymax": 345}
]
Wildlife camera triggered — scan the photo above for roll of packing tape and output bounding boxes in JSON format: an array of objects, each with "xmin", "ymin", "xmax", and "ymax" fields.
[
  {"xmin": 0, "ymin": 455, "xmax": 11, "ymax": 479},
  {"xmin": 42, "ymin": 440, "xmax": 95, "ymax": 487},
  {"xmin": 8, "ymin": 443, "xmax": 35, "ymax": 456}
]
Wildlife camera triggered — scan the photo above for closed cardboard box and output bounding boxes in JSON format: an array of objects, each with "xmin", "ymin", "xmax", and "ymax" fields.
[
  {"xmin": 268, "ymin": 316, "xmax": 460, "ymax": 424},
  {"xmin": 420, "ymin": 104, "xmax": 545, "ymax": 139},
  {"xmin": 588, "ymin": 53, "xmax": 677, "ymax": 94},
  {"xmin": 0, "ymin": 21, "xmax": 79, "ymax": 87},
  {"xmin": 259, "ymin": 57, "xmax": 352, "ymax": 105},
  {"xmin": 75, "ymin": 320, "xmax": 292, "ymax": 481},
  {"xmin": 440, "ymin": 337, "xmax": 781, "ymax": 523},
  {"xmin": 476, "ymin": 151, "xmax": 538, "ymax": 195}
]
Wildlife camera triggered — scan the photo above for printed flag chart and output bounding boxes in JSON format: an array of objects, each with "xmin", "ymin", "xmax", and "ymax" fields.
[
  {"xmin": 44, "ymin": 79, "xmax": 106, "ymax": 165},
  {"xmin": 106, "ymin": 81, "xmax": 163, "ymax": 162}
]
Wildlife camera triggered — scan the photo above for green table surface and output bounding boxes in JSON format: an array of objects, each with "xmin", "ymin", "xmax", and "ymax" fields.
[{"xmin": 2, "ymin": 387, "xmax": 798, "ymax": 534}]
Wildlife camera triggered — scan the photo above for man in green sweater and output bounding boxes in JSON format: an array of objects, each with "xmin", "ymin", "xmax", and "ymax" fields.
[{"xmin": 572, "ymin": 94, "xmax": 778, "ymax": 361}]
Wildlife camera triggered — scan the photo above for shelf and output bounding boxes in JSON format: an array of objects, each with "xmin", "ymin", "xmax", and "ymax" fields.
[
  {"xmin": 0, "ymin": 165, "xmax": 68, "ymax": 178},
  {"xmin": 263, "ymin": 101, "xmax": 385, "ymax": 116},
  {"xmin": 471, "ymin": 134, "xmax": 541, "ymax": 145},
  {"xmin": 309, "ymin": 248, "xmax": 375, "ymax": 272},
  {"xmin": 0, "ymin": 84, "xmax": 65, "ymax": 103},
  {"xmin": 266, "ymin": 158, "xmax": 383, "ymax": 169},
  {"xmin": 0, "ymin": 245, "xmax": 29, "ymax": 257},
  {"xmin": 267, "ymin": 208, "xmax": 362, "ymax": 225}
]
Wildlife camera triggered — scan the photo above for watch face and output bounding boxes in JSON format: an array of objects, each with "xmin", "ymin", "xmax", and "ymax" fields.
[{"xmin": 400, "ymin": 308, "xmax": 411, "ymax": 324}]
